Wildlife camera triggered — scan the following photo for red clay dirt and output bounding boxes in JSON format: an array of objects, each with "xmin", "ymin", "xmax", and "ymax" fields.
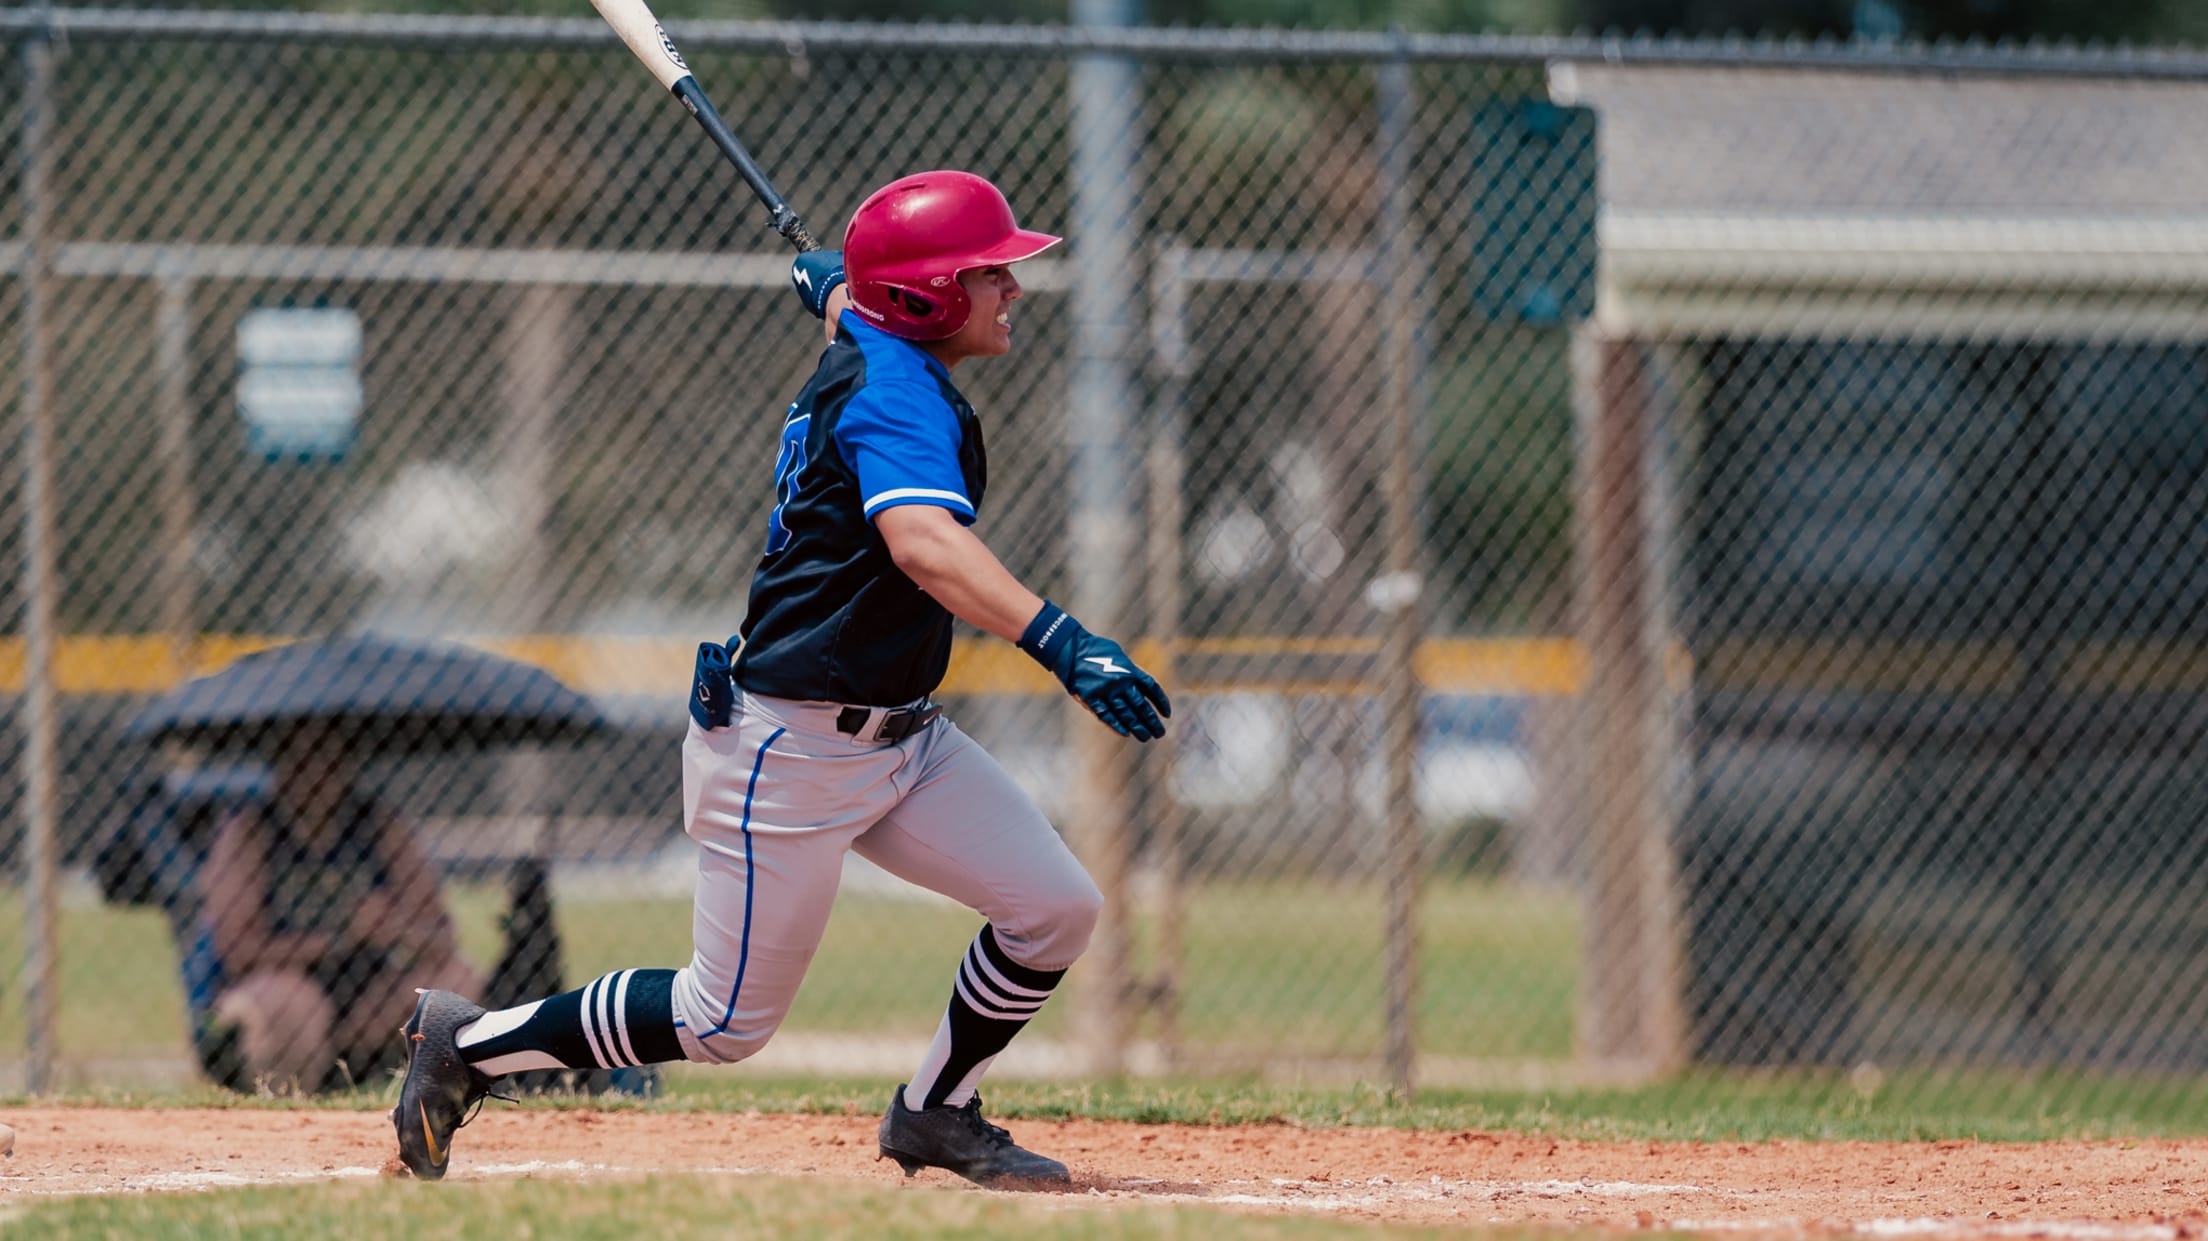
[{"xmin": 5, "ymin": 1105, "xmax": 2208, "ymax": 1235}]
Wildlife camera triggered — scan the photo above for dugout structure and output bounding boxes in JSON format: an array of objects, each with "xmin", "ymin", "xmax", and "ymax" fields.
[{"xmin": 1559, "ymin": 61, "xmax": 2208, "ymax": 1069}]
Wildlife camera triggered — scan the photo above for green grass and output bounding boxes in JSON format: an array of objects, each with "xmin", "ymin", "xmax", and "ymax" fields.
[
  {"xmin": 1175, "ymin": 879, "xmax": 1577, "ymax": 1058},
  {"xmin": 0, "ymin": 876, "xmax": 1580, "ymax": 1080},
  {"xmin": 564, "ymin": 1069, "xmax": 2208, "ymax": 1141},
  {"xmin": 22, "ymin": 876, "xmax": 2208, "ymax": 1145},
  {"xmin": 550, "ymin": 877, "xmax": 1579, "ymax": 1060},
  {"xmin": 0, "ymin": 1174, "xmax": 1510, "ymax": 1240},
  {"xmin": 28, "ymin": 1066, "xmax": 2208, "ymax": 1143}
]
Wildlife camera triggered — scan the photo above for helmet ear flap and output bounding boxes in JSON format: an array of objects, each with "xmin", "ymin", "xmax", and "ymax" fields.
[{"xmin": 865, "ymin": 278, "xmax": 969, "ymax": 339}]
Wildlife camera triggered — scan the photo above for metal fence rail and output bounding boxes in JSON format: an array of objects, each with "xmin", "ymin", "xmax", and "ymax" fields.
[{"xmin": 5, "ymin": 8, "xmax": 2207, "ymax": 1102}]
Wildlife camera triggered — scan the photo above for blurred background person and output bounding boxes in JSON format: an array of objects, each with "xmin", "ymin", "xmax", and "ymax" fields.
[{"xmin": 203, "ymin": 721, "xmax": 480, "ymax": 1092}]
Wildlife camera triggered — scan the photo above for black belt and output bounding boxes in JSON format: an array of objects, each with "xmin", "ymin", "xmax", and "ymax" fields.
[{"xmin": 836, "ymin": 702, "xmax": 941, "ymax": 744}]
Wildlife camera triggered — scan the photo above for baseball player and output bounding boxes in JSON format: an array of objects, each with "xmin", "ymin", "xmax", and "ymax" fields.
[{"xmin": 391, "ymin": 170, "xmax": 1170, "ymax": 1187}]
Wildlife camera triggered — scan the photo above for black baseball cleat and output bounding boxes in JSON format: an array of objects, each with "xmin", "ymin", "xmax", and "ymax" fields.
[
  {"xmin": 391, "ymin": 989, "xmax": 498, "ymax": 1181},
  {"xmin": 877, "ymin": 1084, "xmax": 1070, "ymax": 1188}
]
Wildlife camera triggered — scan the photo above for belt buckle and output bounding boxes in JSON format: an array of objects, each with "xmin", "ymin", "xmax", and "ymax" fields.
[
  {"xmin": 875, "ymin": 701, "xmax": 938, "ymax": 743},
  {"xmin": 840, "ymin": 699, "xmax": 938, "ymax": 744}
]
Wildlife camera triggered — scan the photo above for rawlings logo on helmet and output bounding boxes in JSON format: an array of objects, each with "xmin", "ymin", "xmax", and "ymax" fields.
[{"xmin": 842, "ymin": 170, "xmax": 1062, "ymax": 341}]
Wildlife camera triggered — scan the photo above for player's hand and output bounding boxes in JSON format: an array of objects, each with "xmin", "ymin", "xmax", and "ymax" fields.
[
  {"xmin": 790, "ymin": 249, "xmax": 845, "ymax": 319},
  {"xmin": 1019, "ymin": 603, "xmax": 1171, "ymax": 742},
  {"xmin": 1061, "ymin": 631, "xmax": 1171, "ymax": 741}
]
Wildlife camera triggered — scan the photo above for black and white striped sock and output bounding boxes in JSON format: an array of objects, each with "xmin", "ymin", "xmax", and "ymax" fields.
[
  {"xmin": 455, "ymin": 969, "xmax": 684, "ymax": 1078},
  {"xmin": 903, "ymin": 925, "xmax": 1067, "ymax": 1112}
]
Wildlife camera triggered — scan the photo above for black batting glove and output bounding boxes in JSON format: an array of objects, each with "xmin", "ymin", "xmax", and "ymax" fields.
[
  {"xmin": 790, "ymin": 249, "xmax": 846, "ymax": 319},
  {"xmin": 1019, "ymin": 601, "xmax": 1172, "ymax": 742}
]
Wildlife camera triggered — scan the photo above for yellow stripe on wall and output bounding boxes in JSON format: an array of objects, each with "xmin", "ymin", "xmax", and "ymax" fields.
[
  {"xmin": 19, "ymin": 635, "xmax": 2204, "ymax": 699},
  {"xmin": 1416, "ymin": 637, "xmax": 1583, "ymax": 696},
  {"xmin": 0, "ymin": 634, "xmax": 1596, "ymax": 698},
  {"xmin": 22, "ymin": 634, "xmax": 2205, "ymax": 699}
]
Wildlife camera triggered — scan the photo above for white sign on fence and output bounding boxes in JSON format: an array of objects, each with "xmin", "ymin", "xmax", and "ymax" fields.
[{"xmin": 237, "ymin": 306, "xmax": 362, "ymax": 462}]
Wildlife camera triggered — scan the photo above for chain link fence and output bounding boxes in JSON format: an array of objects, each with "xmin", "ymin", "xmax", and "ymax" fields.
[{"xmin": 3, "ymin": 10, "xmax": 2207, "ymax": 1100}]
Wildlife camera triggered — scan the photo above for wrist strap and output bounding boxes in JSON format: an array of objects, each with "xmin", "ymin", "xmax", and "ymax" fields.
[
  {"xmin": 1018, "ymin": 601, "xmax": 1081, "ymax": 667},
  {"xmin": 796, "ymin": 257, "xmax": 846, "ymax": 318}
]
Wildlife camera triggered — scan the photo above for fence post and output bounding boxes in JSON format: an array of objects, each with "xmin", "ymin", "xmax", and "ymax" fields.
[
  {"xmin": 1374, "ymin": 37, "xmax": 1424, "ymax": 1100},
  {"xmin": 1067, "ymin": 0, "xmax": 1144, "ymax": 1077},
  {"xmin": 1571, "ymin": 328, "xmax": 1686, "ymax": 1074},
  {"xmin": 156, "ymin": 270, "xmax": 197, "ymax": 680},
  {"xmin": 1142, "ymin": 240, "xmax": 1191, "ymax": 1071},
  {"xmin": 498, "ymin": 284, "xmax": 570, "ymax": 629},
  {"xmin": 14, "ymin": 10, "xmax": 63, "ymax": 1096},
  {"xmin": 496, "ymin": 283, "xmax": 574, "ymax": 856}
]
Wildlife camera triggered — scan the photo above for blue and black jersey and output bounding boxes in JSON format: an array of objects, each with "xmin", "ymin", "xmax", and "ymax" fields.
[{"xmin": 732, "ymin": 313, "xmax": 987, "ymax": 707}]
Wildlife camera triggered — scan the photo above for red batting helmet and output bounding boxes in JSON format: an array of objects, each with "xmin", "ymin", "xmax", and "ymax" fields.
[{"xmin": 843, "ymin": 170, "xmax": 1061, "ymax": 341}]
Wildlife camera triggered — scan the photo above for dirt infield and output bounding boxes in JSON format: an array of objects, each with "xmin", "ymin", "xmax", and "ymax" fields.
[{"xmin": 5, "ymin": 1106, "xmax": 2208, "ymax": 1234}]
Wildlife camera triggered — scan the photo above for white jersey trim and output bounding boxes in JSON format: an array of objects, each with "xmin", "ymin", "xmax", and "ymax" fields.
[{"xmin": 863, "ymin": 486, "xmax": 974, "ymax": 517}]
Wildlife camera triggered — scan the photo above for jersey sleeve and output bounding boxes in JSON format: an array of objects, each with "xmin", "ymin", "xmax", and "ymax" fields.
[{"xmin": 833, "ymin": 381, "xmax": 976, "ymax": 525}]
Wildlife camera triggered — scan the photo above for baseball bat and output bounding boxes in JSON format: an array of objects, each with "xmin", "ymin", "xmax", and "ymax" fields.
[{"xmin": 589, "ymin": 0, "xmax": 821, "ymax": 252}]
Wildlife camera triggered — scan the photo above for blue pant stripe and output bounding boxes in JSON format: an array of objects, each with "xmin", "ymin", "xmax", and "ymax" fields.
[{"xmin": 700, "ymin": 726, "xmax": 785, "ymax": 1041}]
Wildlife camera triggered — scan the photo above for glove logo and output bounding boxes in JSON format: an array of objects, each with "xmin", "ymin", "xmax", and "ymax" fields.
[
  {"xmin": 1083, "ymin": 656, "xmax": 1130, "ymax": 675},
  {"xmin": 794, "ymin": 267, "xmax": 813, "ymax": 291}
]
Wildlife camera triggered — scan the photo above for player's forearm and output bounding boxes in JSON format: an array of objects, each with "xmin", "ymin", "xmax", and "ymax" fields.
[
  {"xmin": 821, "ymin": 286, "xmax": 851, "ymax": 342},
  {"xmin": 877, "ymin": 508, "xmax": 1043, "ymax": 643}
]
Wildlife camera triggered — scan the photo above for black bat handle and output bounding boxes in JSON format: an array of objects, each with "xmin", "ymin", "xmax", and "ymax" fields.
[
  {"xmin": 672, "ymin": 76, "xmax": 822, "ymax": 253},
  {"xmin": 774, "ymin": 212, "xmax": 821, "ymax": 253}
]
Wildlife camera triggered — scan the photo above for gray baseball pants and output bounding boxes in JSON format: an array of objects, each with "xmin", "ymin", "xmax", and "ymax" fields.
[{"xmin": 667, "ymin": 691, "xmax": 1101, "ymax": 1065}]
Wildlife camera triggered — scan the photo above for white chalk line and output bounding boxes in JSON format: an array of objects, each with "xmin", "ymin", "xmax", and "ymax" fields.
[
  {"xmin": 1673, "ymin": 1220, "xmax": 2175, "ymax": 1241},
  {"xmin": 1, "ymin": 1164, "xmax": 1711, "ymax": 1209},
  {"xmin": 2, "ymin": 1165, "xmax": 385, "ymax": 1198},
  {"xmin": 0, "ymin": 1160, "xmax": 740, "ymax": 1198},
  {"xmin": 1086, "ymin": 1174, "xmax": 1714, "ymax": 1213},
  {"xmin": 0, "ymin": 1161, "xmax": 2187, "ymax": 1241},
  {"xmin": 1082, "ymin": 1177, "xmax": 2187, "ymax": 1238}
]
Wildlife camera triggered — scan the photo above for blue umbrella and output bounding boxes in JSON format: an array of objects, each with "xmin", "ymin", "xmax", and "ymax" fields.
[{"xmin": 125, "ymin": 634, "xmax": 608, "ymax": 754}]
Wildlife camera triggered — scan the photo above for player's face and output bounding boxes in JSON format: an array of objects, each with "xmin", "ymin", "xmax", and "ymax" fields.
[{"xmin": 931, "ymin": 265, "xmax": 1022, "ymax": 367}]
